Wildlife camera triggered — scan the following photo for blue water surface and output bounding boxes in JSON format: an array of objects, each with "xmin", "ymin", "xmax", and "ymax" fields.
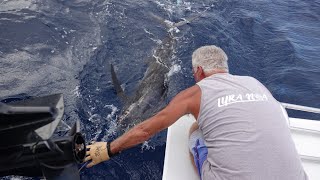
[{"xmin": 0, "ymin": 0, "xmax": 319, "ymax": 179}]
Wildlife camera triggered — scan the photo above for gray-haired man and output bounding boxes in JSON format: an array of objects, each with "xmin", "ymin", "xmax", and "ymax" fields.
[{"xmin": 85, "ymin": 45, "xmax": 308, "ymax": 180}]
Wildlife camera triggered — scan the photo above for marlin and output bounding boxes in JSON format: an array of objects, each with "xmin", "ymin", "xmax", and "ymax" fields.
[{"xmin": 111, "ymin": 13, "xmax": 202, "ymax": 133}]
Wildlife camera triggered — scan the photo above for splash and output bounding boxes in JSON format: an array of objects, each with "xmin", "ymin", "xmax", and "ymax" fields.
[
  {"xmin": 72, "ymin": 85, "xmax": 81, "ymax": 97},
  {"xmin": 141, "ymin": 141, "xmax": 156, "ymax": 152},
  {"xmin": 101, "ymin": 104, "xmax": 119, "ymax": 141},
  {"xmin": 167, "ymin": 64, "xmax": 181, "ymax": 77}
]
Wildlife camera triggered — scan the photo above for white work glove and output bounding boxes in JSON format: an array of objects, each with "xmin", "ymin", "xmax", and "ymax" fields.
[{"xmin": 85, "ymin": 142, "xmax": 110, "ymax": 168}]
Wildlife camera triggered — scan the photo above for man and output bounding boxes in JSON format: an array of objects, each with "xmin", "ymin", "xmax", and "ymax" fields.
[{"xmin": 85, "ymin": 45, "xmax": 308, "ymax": 180}]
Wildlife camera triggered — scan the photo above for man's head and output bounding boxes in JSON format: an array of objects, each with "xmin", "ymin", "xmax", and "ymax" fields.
[{"xmin": 192, "ymin": 45, "xmax": 229, "ymax": 82}]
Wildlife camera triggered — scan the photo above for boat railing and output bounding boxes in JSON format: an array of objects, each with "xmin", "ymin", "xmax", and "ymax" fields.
[
  {"xmin": 281, "ymin": 102, "xmax": 320, "ymax": 162},
  {"xmin": 281, "ymin": 103, "xmax": 320, "ymax": 114},
  {"xmin": 281, "ymin": 103, "xmax": 320, "ymax": 129},
  {"xmin": 300, "ymin": 155, "xmax": 320, "ymax": 162}
]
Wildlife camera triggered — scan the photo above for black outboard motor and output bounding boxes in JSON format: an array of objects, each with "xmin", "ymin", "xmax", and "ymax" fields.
[{"xmin": 0, "ymin": 94, "xmax": 86, "ymax": 180}]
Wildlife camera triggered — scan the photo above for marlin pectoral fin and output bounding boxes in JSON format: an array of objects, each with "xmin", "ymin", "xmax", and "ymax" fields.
[
  {"xmin": 149, "ymin": 12, "xmax": 165, "ymax": 24},
  {"xmin": 149, "ymin": 12, "xmax": 174, "ymax": 29},
  {"xmin": 175, "ymin": 13, "xmax": 203, "ymax": 27},
  {"xmin": 149, "ymin": 11, "xmax": 203, "ymax": 31},
  {"xmin": 110, "ymin": 64, "xmax": 128, "ymax": 102}
]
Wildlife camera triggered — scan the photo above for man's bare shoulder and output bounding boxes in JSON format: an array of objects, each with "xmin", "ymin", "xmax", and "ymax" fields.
[
  {"xmin": 177, "ymin": 84, "xmax": 201, "ymax": 98},
  {"xmin": 170, "ymin": 85, "xmax": 201, "ymax": 119}
]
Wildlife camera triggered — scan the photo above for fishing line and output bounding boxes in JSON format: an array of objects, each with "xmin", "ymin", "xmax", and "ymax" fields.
[{"xmin": 79, "ymin": 162, "xmax": 89, "ymax": 172}]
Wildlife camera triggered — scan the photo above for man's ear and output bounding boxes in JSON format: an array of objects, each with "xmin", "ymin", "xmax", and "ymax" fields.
[
  {"xmin": 197, "ymin": 66, "xmax": 206, "ymax": 81},
  {"xmin": 196, "ymin": 66, "xmax": 202, "ymax": 76}
]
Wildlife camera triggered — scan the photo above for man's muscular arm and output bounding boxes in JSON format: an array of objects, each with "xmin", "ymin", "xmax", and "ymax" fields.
[
  {"xmin": 110, "ymin": 85, "xmax": 201, "ymax": 154},
  {"xmin": 85, "ymin": 85, "xmax": 201, "ymax": 168}
]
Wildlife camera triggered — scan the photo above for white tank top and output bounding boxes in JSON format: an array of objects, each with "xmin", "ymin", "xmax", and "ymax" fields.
[{"xmin": 196, "ymin": 73, "xmax": 307, "ymax": 180}]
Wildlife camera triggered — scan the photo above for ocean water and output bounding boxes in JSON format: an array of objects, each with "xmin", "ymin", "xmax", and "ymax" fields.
[{"xmin": 0, "ymin": 0, "xmax": 319, "ymax": 179}]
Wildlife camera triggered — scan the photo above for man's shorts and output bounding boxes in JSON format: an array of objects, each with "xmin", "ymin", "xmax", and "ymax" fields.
[{"xmin": 189, "ymin": 129, "xmax": 208, "ymax": 178}]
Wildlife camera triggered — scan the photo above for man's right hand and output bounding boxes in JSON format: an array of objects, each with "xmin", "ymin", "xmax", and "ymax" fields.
[{"xmin": 85, "ymin": 142, "xmax": 110, "ymax": 168}]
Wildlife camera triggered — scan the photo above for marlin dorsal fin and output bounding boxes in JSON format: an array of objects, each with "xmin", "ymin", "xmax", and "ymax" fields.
[{"xmin": 110, "ymin": 64, "xmax": 128, "ymax": 102}]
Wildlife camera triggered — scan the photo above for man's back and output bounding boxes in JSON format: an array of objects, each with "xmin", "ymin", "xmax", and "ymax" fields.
[{"xmin": 196, "ymin": 73, "xmax": 307, "ymax": 180}]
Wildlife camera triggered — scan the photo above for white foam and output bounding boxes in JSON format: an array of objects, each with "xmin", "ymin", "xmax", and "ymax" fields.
[
  {"xmin": 168, "ymin": 64, "xmax": 181, "ymax": 77},
  {"xmin": 92, "ymin": 128, "xmax": 102, "ymax": 141},
  {"xmin": 104, "ymin": 104, "xmax": 119, "ymax": 119},
  {"xmin": 71, "ymin": 85, "xmax": 81, "ymax": 97},
  {"xmin": 150, "ymin": 38, "xmax": 162, "ymax": 45},
  {"xmin": 101, "ymin": 104, "xmax": 119, "ymax": 140},
  {"xmin": 88, "ymin": 114, "xmax": 101, "ymax": 123},
  {"xmin": 144, "ymin": 28, "xmax": 154, "ymax": 36},
  {"xmin": 141, "ymin": 140, "xmax": 156, "ymax": 152}
]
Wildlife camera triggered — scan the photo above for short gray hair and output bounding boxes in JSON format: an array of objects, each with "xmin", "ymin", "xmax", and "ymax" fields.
[{"xmin": 192, "ymin": 45, "xmax": 229, "ymax": 73}]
